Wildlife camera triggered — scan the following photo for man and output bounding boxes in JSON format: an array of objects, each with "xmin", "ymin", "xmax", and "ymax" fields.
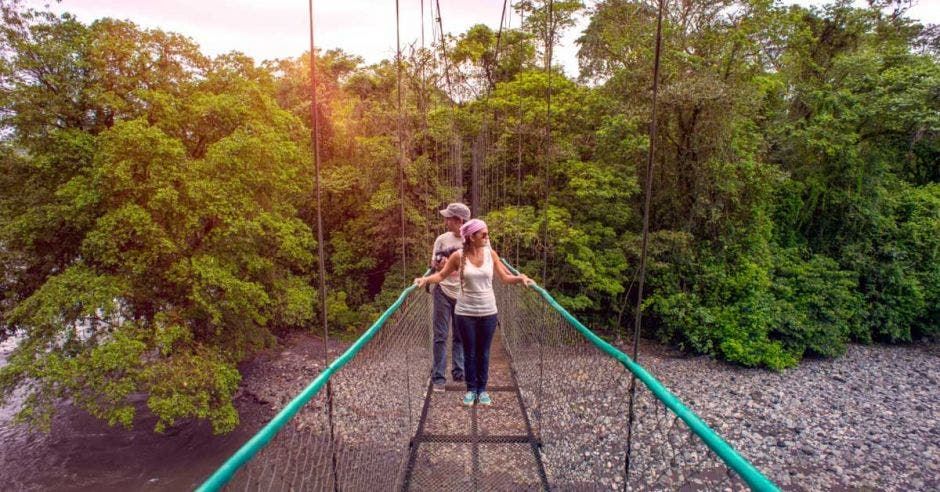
[{"xmin": 429, "ymin": 202, "xmax": 471, "ymax": 392}]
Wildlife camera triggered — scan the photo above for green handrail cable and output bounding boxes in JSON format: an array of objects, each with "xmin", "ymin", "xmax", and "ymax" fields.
[
  {"xmin": 197, "ymin": 274, "xmax": 428, "ymax": 492},
  {"xmin": 500, "ymin": 259, "xmax": 780, "ymax": 492}
]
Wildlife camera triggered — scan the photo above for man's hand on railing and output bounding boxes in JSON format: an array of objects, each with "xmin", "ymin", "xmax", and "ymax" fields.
[{"xmin": 414, "ymin": 276, "xmax": 435, "ymax": 289}]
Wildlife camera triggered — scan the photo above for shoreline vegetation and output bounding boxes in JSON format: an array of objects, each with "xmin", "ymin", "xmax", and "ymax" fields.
[{"xmin": 1, "ymin": 0, "xmax": 938, "ymax": 440}]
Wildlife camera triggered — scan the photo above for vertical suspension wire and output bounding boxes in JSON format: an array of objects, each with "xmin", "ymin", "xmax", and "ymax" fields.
[
  {"xmin": 421, "ymin": 0, "xmax": 438, "ymax": 380},
  {"xmin": 484, "ymin": 125, "xmax": 488, "ymax": 215},
  {"xmin": 394, "ymin": 0, "xmax": 414, "ymax": 434},
  {"xmin": 499, "ymin": 120, "xmax": 504, "ymax": 212},
  {"xmin": 436, "ymin": 0, "xmax": 460, "ymax": 201},
  {"xmin": 625, "ymin": 0, "xmax": 666, "ymax": 485},
  {"xmin": 535, "ymin": 0, "xmax": 556, "ymax": 447},
  {"xmin": 540, "ymin": 0, "xmax": 553, "ymax": 288},
  {"xmin": 495, "ymin": 0, "xmax": 510, "ymax": 216},
  {"xmin": 395, "ymin": 0, "xmax": 407, "ymax": 288},
  {"xmin": 433, "ymin": 0, "xmax": 460, "ymax": 202},
  {"xmin": 419, "ymin": 0, "xmax": 433, "ymax": 263},
  {"xmin": 420, "ymin": 0, "xmax": 426, "ymax": 245},
  {"xmin": 433, "ymin": 0, "xmax": 443, "ymax": 201},
  {"xmin": 475, "ymin": 126, "xmax": 480, "ymax": 215},
  {"xmin": 490, "ymin": 126, "xmax": 494, "ymax": 214},
  {"xmin": 477, "ymin": 0, "xmax": 510, "ymax": 218},
  {"xmin": 515, "ymin": 7, "xmax": 524, "ymax": 266},
  {"xmin": 515, "ymin": 126, "xmax": 522, "ymax": 264},
  {"xmin": 488, "ymin": 125, "xmax": 492, "ymax": 214},
  {"xmin": 307, "ymin": 2, "xmax": 338, "ymax": 490}
]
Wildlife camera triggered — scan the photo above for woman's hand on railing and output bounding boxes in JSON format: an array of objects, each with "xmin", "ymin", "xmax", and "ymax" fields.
[
  {"xmin": 518, "ymin": 274, "xmax": 535, "ymax": 288},
  {"xmin": 414, "ymin": 277, "xmax": 430, "ymax": 289}
]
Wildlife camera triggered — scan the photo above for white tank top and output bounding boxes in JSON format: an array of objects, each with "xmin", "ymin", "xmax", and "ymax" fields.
[{"xmin": 454, "ymin": 246, "xmax": 498, "ymax": 317}]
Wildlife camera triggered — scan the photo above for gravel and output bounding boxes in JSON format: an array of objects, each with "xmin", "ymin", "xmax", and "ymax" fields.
[
  {"xmin": 624, "ymin": 340, "xmax": 940, "ymax": 491},
  {"xmin": 2, "ymin": 319, "xmax": 936, "ymax": 491},
  {"xmin": 203, "ymin": 331, "xmax": 940, "ymax": 491}
]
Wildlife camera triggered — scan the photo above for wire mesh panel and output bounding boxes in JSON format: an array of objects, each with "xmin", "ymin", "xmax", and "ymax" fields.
[
  {"xmin": 626, "ymin": 381, "xmax": 745, "ymax": 490},
  {"xmin": 210, "ymin": 276, "xmax": 772, "ymax": 491},
  {"xmin": 224, "ymin": 290, "xmax": 433, "ymax": 491},
  {"xmin": 496, "ymin": 281, "xmax": 750, "ymax": 490}
]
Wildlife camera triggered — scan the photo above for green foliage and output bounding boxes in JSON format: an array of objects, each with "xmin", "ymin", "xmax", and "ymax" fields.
[
  {"xmin": 646, "ymin": 245, "xmax": 866, "ymax": 369},
  {"xmin": 769, "ymin": 249, "xmax": 866, "ymax": 357},
  {"xmin": 589, "ymin": 0, "xmax": 938, "ymax": 367},
  {"xmin": 647, "ymin": 249, "xmax": 801, "ymax": 371},
  {"xmin": 843, "ymin": 183, "xmax": 940, "ymax": 342},
  {"xmin": 1, "ymin": 0, "xmax": 938, "ymax": 434},
  {"xmin": 761, "ymin": 1, "xmax": 940, "ymax": 345},
  {"xmin": 1, "ymin": 4, "xmax": 315, "ymax": 433},
  {"xmin": 449, "ymin": 24, "xmax": 535, "ymax": 91},
  {"xmin": 144, "ymin": 346, "xmax": 241, "ymax": 434}
]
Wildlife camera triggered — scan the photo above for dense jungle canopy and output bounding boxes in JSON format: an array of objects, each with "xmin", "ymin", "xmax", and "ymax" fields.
[{"xmin": 1, "ymin": 0, "xmax": 937, "ymax": 433}]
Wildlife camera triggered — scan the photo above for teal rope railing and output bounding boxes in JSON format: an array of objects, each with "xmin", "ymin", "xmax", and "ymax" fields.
[
  {"xmin": 197, "ymin": 275, "xmax": 426, "ymax": 492},
  {"xmin": 501, "ymin": 258, "xmax": 779, "ymax": 492}
]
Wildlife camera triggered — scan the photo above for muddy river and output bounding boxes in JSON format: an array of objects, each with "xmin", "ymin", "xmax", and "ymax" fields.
[{"xmin": 0, "ymin": 338, "xmax": 271, "ymax": 491}]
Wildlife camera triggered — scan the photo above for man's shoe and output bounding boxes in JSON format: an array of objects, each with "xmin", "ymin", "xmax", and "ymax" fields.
[
  {"xmin": 462, "ymin": 391, "xmax": 477, "ymax": 406},
  {"xmin": 432, "ymin": 383, "xmax": 446, "ymax": 393},
  {"xmin": 477, "ymin": 391, "xmax": 492, "ymax": 406}
]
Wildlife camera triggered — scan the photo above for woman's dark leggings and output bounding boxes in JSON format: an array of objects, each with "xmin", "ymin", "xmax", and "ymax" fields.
[{"xmin": 454, "ymin": 313, "xmax": 498, "ymax": 394}]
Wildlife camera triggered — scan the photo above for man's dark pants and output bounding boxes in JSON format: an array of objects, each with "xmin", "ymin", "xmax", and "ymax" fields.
[{"xmin": 432, "ymin": 285, "xmax": 464, "ymax": 385}]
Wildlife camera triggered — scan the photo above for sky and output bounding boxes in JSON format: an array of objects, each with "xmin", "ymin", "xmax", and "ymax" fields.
[{"xmin": 24, "ymin": 0, "xmax": 940, "ymax": 77}]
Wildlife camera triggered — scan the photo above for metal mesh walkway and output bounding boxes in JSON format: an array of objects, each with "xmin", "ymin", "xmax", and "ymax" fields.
[{"xmin": 402, "ymin": 328, "xmax": 548, "ymax": 490}]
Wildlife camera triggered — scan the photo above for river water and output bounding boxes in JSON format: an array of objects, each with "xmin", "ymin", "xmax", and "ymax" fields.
[{"xmin": 0, "ymin": 338, "xmax": 269, "ymax": 490}]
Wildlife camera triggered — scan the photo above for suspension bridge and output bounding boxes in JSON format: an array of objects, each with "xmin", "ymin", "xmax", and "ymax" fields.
[
  {"xmin": 197, "ymin": 0, "xmax": 780, "ymax": 489},
  {"xmin": 197, "ymin": 260, "xmax": 778, "ymax": 491}
]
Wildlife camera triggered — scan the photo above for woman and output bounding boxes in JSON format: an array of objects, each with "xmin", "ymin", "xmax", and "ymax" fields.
[{"xmin": 415, "ymin": 219, "xmax": 534, "ymax": 406}]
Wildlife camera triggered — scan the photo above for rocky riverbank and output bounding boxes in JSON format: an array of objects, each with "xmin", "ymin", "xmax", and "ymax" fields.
[{"xmin": 631, "ymin": 341, "xmax": 939, "ymax": 490}]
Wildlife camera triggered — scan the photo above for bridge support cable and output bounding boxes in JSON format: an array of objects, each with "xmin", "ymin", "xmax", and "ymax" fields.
[
  {"xmin": 540, "ymin": 0, "xmax": 554, "ymax": 289},
  {"xmin": 469, "ymin": 0, "xmax": 509, "ymax": 217},
  {"xmin": 625, "ymin": 0, "xmax": 667, "ymax": 486},
  {"xmin": 514, "ymin": 9, "xmax": 525, "ymax": 266},
  {"xmin": 307, "ymin": 1, "xmax": 339, "ymax": 491},
  {"xmin": 395, "ymin": 0, "xmax": 417, "ymax": 450},
  {"xmin": 394, "ymin": 0, "xmax": 408, "ymax": 291},
  {"xmin": 431, "ymin": 0, "xmax": 464, "ymax": 203},
  {"xmin": 533, "ymin": 0, "xmax": 556, "ymax": 459}
]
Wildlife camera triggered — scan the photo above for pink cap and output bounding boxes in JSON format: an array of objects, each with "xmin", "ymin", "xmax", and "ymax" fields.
[{"xmin": 459, "ymin": 219, "xmax": 487, "ymax": 242}]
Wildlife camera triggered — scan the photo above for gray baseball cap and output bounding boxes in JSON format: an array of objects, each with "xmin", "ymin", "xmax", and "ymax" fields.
[{"xmin": 439, "ymin": 203, "xmax": 471, "ymax": 221}]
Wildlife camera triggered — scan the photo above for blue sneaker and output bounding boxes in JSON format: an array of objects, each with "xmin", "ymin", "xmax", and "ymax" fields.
[
  {"xmin": 462, "ymin": 391, "xmax": 477, "ymax": 406},
  {"xmin": 478, "ymin": 391, "xmax": 492, "ymax": 406}
]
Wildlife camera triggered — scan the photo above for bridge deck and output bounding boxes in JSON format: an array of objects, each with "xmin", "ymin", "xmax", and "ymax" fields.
[{"xmin": 402, "ymin": 327, "xmax": 548, "ymax": 491}]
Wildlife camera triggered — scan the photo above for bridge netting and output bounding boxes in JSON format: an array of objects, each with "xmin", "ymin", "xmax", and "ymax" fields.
[{"xmin": 199, "ymin": 263, "xmax": 777, "ymax": 491}]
